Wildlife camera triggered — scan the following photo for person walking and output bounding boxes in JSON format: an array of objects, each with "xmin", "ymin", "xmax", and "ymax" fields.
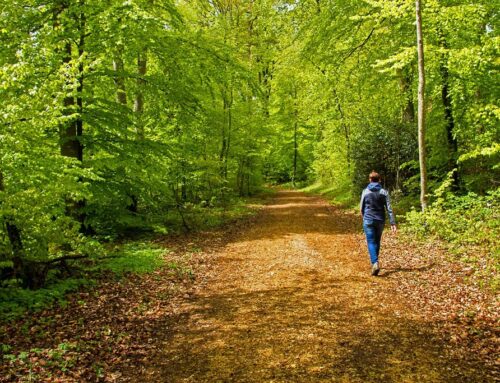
[{"xmin": 360, "ymin": 171, "xmax": 397, "ymax": 276}]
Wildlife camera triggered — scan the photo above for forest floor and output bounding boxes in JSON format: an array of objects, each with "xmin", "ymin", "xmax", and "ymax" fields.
[{"xmin": 1, "ymin": 190, "xmax": 498, "ymax": 382}]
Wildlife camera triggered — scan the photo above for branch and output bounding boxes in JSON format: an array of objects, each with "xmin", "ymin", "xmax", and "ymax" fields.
[
  {"xmin": 340, "ymin": 27, "xmax": 376, "ymax": 63},
  {"xmin": 45, "ymin": 254, "xmax": 89, "ymax": 265}
]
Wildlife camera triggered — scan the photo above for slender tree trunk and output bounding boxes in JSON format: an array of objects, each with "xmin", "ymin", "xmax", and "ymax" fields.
[
  {"xmin": 438, "ymin": 32, "xmax": 459, "ymax": 189},
  {"xmin": 291, "ymin": 86, "xmax": 299, "ymax": 187},
  {"xmin": 438, "ymin": 35, "xmax": 457, "ymax": 155},
  {"xmin": 246, "ymin": 158, "xmax": 251, "ymax": 196},
  {"xmin": 220, "ymin": 84, "xmax": 233, "ymax": 180},
  {"xmin": 226, "ymin": 86, "xmax": 232, "ymax": 180},
  {"xmin": 76, "ymin": 6, "xmax": 85, "ymax": 161},
  {"xmin": 292, "ymin": 120, "xmax": 298, "ymax": 187},
  {"xmin": 58, "ymin": 1, "xmax": 84, "ymax": 162},
  {"xmin": 0, "ymin": 170, "xmax": 26, "ymax": 284},
  {"xmin": 113, "ymin": 46, "xmax": 127, "ymax": 105},
  {"xmin": 126, "ymin": 49, "xmax": 147, "ymax": 212},
  {"xmin": 220, "ymin": 95, "xmax": 228, "ymax": 178},
  {"xmin": 237, "ymin": 159, "xmax": 244, "ymax": 196},
  {"xmin": 416, "ymin": 0, "xmax": 427, "ymax": 211},
  {"xmin": 293, "ymin": 119, "xmax": 298, "ymax": 187},
  {"xmin": 134, "ymin": 49, "xmax": 147, "ymax": 140},
  {"xmin": 396, "ymin": 67, "xmax": 415, "ymax": 190},
  {"xmin": 397, "ymin": 68, "xmax": 415, "ymax": 124},
  {"xmin": 113, "ymin": 46, "xmax": 142, "ymax": 212},
  {"xmin": 441, "ymin": 65, "xmax": 456, "ymax": 153},
  {"xmin": 219, "ymin": 83, "xmax": 229, "ymax": 180},
  {"xmin": 260, "ymin": 63, "xmax": 272, "ymax": 117},
  {"xmin": 60, "ymin": 42, "xmax": 82, "ymax": 160},
  {"xmin": 332, "ymin": 87, "xmax": 351, "ymax": 176}
]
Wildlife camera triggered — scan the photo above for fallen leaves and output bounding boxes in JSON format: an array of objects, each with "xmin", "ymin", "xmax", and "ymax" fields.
[{"xmin": 379, "ymin": 232, "xmax": 499, "ymax": 374}]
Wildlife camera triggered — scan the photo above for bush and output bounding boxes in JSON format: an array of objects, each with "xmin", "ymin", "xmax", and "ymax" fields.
[
  {"xmin": 405, "ymin": 188, "xmax": 500, "ymax": 288},
  {"xmin": 406, "ymin": 189, "xmax": 499, "ymax": 245}
]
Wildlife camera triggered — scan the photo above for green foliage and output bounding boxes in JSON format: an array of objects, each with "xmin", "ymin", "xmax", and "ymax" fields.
[
  {"xmin": 269, "ymin": 0, "xmax": 499, "ymax": 204},
  {"xmin": 405, "ymin": 188, "xmax": 500, "ymax": 288},
  {"xmin": 0, "ymin": 0, "xmax": 274, "ymax": 288},
  {"xmin": 0, "ymin": 278, "xmax": 94, "ymax": 322},
  {"xmin": 98, "ymin": 242, "xmax": 166, "ymax": 275},
  {"xmin": 0, "ymin": 240, "xmax": 168, "ymax": 321}
]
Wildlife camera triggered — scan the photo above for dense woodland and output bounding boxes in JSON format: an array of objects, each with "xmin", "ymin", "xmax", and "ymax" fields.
[{"xmin": 0, "ymin": 0, "xmax": 498, "ymax": 291}]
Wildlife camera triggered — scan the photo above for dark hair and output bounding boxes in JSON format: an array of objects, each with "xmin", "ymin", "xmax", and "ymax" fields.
[{"xmin": 369, "ymin": 171, "xmax": 380, "ymax": 182}]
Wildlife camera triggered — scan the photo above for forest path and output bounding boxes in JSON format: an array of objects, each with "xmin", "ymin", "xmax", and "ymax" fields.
[{"xmin": 129, "ymin": 190, "xmax": 489, "ymax": 382}]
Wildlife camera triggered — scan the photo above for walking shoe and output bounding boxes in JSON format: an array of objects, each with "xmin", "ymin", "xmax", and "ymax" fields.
[{"xmin": 371, "ymin": 262, "xmax": 380, "ymax": 276}]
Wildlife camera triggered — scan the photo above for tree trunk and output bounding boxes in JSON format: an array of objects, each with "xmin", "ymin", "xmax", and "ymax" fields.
[
  {"xmin": 134, "ymin": 49, "xmax": 147, "ymax": 140},
  {"xmin": 76, "ymin": 6, "xmax": 85, "ymax": 161},
  {"xmin": 60, "ymin": 42, "xmax": 83, "ymax": 160},
  {"xmin": 416, "ymin": 0, "xmax": 427, "ymax": 211},
  {"xmin": 220, "ymin": 84, "xmax": 233, "ymax": 180},
  {"xmin": 0, "ymin": 172, "xmax": 23, "ymax": 259},
  {"xmin": 396, "ymin": 67, "xmax": 415, "ymax": 190},
  {"xmin": 397, "ymin": 67, "xmax": 415, "ymax": 124},
  {"xmin": 0, "ymin": 170, "xmax": 31, "ymax": 285},
  {"xmin": 113, "ymin": 46, "xmax": 127, "ymax": 105},
  {"xmin": 293, "ymin": 119, "xmax": 298, "ymax": 187},
  {"xmin": 57, "ymin": 1, "xmax": 88, "ymax": 232},
  {"xmin": 226, "ymin": 86, "xmax": 232, "ymax": 180},
  {"xmin": 237, "ymin": 159, "xmax": 244, "ymax": 196},
  {"xmin": 59, "ymin": 0, "xmax": 84, "ymax": 162},
  {"xmin": 438, "ymin": 35, "xmax": 457, "ymax": 155},
  {"xmin": 246, "ymin": 160, "xmax": 251, "ymax": 196},
  {"xmin": 333, "ymin": 87, "xmax": 351, "ymax": 176},
  {"xmin": 220, "ymin": 96, "xmax": 228, "ymax": 179},
  {"xmin": 438, "ymin": 32, "xmax": 459, "ymax": 189}
]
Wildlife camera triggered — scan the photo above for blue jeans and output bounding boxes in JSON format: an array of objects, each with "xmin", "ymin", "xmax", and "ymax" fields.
[{"xmin": 363, "ymin": 219, "xmax": 385, "ymax": 265}]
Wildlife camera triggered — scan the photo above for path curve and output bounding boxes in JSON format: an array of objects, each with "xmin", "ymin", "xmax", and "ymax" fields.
[{"xmin": 130, "ymin": 190, "xmax": 491, "ymax": 382}]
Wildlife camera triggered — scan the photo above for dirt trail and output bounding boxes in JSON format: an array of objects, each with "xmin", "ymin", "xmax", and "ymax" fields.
[{"xmin": 131, "ymin": 191, "xmax": 492, "ymax": 382}]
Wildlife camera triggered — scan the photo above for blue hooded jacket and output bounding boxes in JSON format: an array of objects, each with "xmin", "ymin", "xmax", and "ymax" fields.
[{"xmin": 360, "ymin": 182, "xmax": 396, "ymax": 225}]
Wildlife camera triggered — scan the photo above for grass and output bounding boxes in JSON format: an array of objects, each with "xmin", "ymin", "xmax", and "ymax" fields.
[{"xmin": 98, "ymin": 242, "xmax": 167, "ymax": 275}]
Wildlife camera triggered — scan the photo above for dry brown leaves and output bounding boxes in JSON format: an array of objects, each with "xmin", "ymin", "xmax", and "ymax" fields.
[{"xmin": 378, "ymin": 233, "xmax": 499, "ymax": 374}]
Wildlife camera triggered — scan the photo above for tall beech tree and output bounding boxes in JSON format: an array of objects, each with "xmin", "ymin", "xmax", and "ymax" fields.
[{"xmin": 416, "ymin": 0, "xmax": 428, "ymax": 211}]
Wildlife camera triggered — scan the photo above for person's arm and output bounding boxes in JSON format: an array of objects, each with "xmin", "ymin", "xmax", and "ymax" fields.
[
  {"xmin": 360, "ymin": 189, "xmax": 366, "ymax": 217},
  {"xmin": 384, "ymin": 191, "xmax": 397, "ymax": 232}
]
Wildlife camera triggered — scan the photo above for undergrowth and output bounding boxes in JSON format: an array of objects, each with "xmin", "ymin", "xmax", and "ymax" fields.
[
  {"xmin": 0, "ymin": 195, "xmax": 263, "ymax": 322},
  {"xmin": 0, "ymin": 278, "xmax": 95, "ymax": 322},
  {"xmin": 404, "ymin": 189, "xmax": 500, "ymax": 290},
  {"xmin": 0, "ymin": 242, "xmax": 166, "ymax": 322}
]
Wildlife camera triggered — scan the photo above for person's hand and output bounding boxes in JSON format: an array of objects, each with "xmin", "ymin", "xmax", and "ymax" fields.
[{"xmin": 391, "ymin": 224, "xmax": 397, "ymax": 234}]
